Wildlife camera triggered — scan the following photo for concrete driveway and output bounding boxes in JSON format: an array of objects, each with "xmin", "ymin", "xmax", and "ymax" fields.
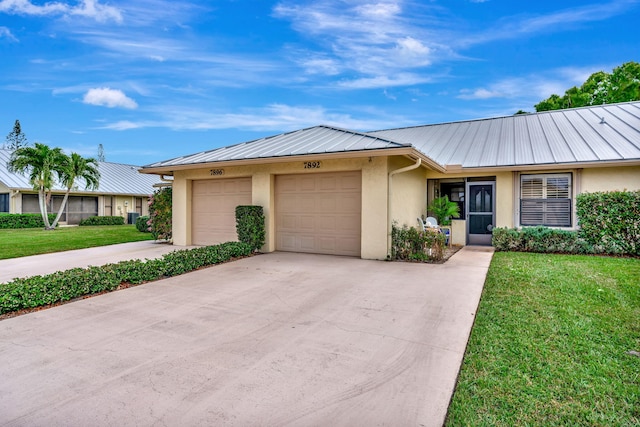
[{"xmin": 0, "ymin": 248, "xmax": 493, "ymax": 426}]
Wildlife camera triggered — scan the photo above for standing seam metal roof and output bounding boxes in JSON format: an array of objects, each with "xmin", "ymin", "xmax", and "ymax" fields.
[
  {"xmin": 141, "ymin": 102, "xmax": 640, "ymax": 171},
  {"xmin": 0, "ymin": 149, "xmax": 160, "ymax": 195},
  {"xmin": 144, "ymin": 125, "xmax": 411, "ymax": 168},
  {"xmin": 368, "ymin": 101, "xmax": 640, "ymax": 168}
]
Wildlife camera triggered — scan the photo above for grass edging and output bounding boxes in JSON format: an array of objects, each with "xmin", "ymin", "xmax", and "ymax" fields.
[
  {"xmin": 0, "ymin": 241, "xmax": 253, "ymax": 316},
  {"xmin": 446, "ymin": 252, "xmax": 640, "ymax": 426}
]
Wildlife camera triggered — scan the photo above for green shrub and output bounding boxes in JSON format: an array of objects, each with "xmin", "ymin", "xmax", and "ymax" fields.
[
  {"xmin": 492, "ymin": 227, "xmax": 595, "ymax": 254},
  {"xmin": 576, "ymin": 191, "xmax": 640, "ymax": 255},
  {"xmin": 391, "ymin": 222, "xmax": 446, "ymax": 262},
  {"xmin": 79, "ymin": 216, "xmax": 125, "ymax": 226},
  {"xmin": 149, "ymin": 187, "xmax": 172, "ymax": 240},
  {"xmin": 0, "ymin": 213, "xmax": 56, "ymax": 229},
  {"xmin": 135, "ymin": 215, "xmax": 150, "ymax": 233},
  {"xmin": 0, "ymin": 241, "xmax": 252, "ymax": 314},
  {"xmin": 235, "ymin": 205, "xmax": 266, "ymax": 251}
]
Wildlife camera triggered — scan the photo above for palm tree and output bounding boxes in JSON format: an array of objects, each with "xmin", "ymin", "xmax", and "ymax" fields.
[
  {"xmin": 8, "ymin": 143, "xmax": 67, "ymax": 229},
  {"xmin": 51, "ymin": 153, "xmax": 101, "ymax": 228}
]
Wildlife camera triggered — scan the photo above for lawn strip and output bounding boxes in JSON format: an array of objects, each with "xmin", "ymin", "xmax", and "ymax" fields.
[
  {"xmin": 446, "ymin": 252, "xmax": 640, "ymax": 427},
  {"xmin": 0, "ymin": 225, "xmax": 152, "ymax": 259}
]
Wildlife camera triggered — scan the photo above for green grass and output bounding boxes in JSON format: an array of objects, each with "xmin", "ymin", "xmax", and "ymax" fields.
[
  {"xmin": 0, "ymin": 225, "xmax": 153, "ymax": 260},
  {"xmin": 446, "ymin": 252, "xmax": 640, "ymax": 427}
]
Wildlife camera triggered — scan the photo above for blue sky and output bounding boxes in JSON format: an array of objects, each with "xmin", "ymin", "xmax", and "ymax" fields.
[{"xmin": 1, "ymin": 0, "xmax": 639, "ymax": 165}]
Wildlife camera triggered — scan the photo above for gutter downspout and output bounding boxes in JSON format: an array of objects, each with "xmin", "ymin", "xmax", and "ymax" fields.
[
  {"xmin": 387, "ymin": 158, "xmax": 422, "ymax": 257},
  {"xmin": 153, "ymin": 174, "xmax": 174, "ymax": 188}
]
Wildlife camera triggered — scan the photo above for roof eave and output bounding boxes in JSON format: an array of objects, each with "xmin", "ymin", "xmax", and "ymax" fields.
[
  {"xmin": 448, "ymin": 158, "xmax": 640, "ymax": 173},
  {"xmin": 139, "ymin": 147, "xmax": 446, "ymax": 175}
]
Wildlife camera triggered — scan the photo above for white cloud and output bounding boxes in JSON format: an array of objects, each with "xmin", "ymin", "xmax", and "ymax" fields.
[
  {"xmin": 458, "ymin": 88, "xmax": 502, "ymax": 100},
  {"xmin": 337, "ymin": 73, "xmax": 432, "ymax": 89},
  {"xmin": 457, "ymin": 64, "xmax": 609, "ymax": 102},
  {"xmin": 0, "ymin": 25, "xmax": 17, "ymax": 41},
  {"xmin": 462, "ymin": 0, "xmax": 637, "ymax": 46},
  {"xmin": 0, "ymin": 0, "xmax": 122, "ymax": 23},
  {"xmin": 83, "ymin": 87, "xmax": 138, "ymax": 109},
  {"xmin": 273, "ymin": 1, "xmax": 449, "ymax": 86},
  {"xmin": 99, "ymin": 103, "xmax": 412, "ymax": 133}
]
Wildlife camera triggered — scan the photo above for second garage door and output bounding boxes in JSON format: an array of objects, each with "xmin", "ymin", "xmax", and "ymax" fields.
[
  {"xmin": 276, "ymin": 171, "xmax": 361, "ymax": 256},
  {"xmin": 192, "ymin": 178, "xmax": 252, "ymax": 246}
]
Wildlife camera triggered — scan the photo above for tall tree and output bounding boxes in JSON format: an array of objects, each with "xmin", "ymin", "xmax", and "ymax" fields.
[
  {"xmin": 5, "ymin": 120, "xmax": 27, "ymax": 151},
  {"xmin": 51, "ymin": 153, "xmax": 101, "ymax": 228},
  {"xmin": 535, "ymin": 61, "xmax": 640, "ymax": 112},
  {"xmin": 97, "ymin": 143, "xmax": 105, "ymax": 162},
  {"xmin": 8, "ymin": 143, "xmax": 67, "ymax": 229}
]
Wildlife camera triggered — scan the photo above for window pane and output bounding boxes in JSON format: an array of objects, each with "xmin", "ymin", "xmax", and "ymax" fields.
[{"xmin": 521, "ymin": 178, "xmax": 543, "ymax": 199}]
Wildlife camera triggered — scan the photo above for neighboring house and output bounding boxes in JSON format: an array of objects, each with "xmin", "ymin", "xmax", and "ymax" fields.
[
  {"xmin": 0, "ymin": 149, "xmax": 162, "ymax": 225},
  {"xmin": 140, "ymin": 101, "xmax": 640, "ymax": 259}
]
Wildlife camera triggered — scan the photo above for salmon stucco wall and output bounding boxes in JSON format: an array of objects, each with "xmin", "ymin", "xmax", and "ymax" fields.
[
  {"xmin": 171, "ymin": 156, "xmax": 392, "ymax": 259},
  {"xmin": 580, "ymin": 166, "xmax": 640, "ymax": 193}
]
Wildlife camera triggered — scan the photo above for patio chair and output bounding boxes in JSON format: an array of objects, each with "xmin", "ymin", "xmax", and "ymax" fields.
[{"xmin": 424, "ymin": 216, "xmax": 438, "ymax": 228}]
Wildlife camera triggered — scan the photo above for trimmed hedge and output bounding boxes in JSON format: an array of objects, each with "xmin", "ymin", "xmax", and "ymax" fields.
[
  {"xmin": 391, "ymin": 223, "xmax": 446, "ymax": 262},
  {"xmin": 576, "ymin": 191, "xmax": 639, "ymax": 255},
  {"xmin": 235, "ymin": 205, "xmax": 265, "ymax": 252},
  {"xmin": 79, "ymin": 216, "xmax": 125, "ymax": 226},
  {"xmin": 0, "ymin": 213, "xmax": 57, "ymax": 229},
  {"xmin": 0, "ymin": 241, "xmax": 252, "ymax": 314},
  {"xmin": 136, "ymin": 215, "xmax": 150, "ymax": 233},
  {"xmin": 492, "ymin": 227, "xmax": 596, "ymax": 254}
]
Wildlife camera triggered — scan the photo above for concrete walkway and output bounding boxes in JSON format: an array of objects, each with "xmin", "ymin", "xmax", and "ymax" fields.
[
  {"xmin": 0, "ymin": 240, "xmax": 187, "ymax": 283},
  {"xmin": 0, "ymin": 247, "xmax": 494, "ymax": 427}
]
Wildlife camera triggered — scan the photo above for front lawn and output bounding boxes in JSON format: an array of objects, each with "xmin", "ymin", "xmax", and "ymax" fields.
[
  {"xmin": 447, "ymin": 252, "xmax": 640, "ymax": 426},
  {"xmin": 0, "ymin": 225, "xmax": 153, "ymax": 260}
]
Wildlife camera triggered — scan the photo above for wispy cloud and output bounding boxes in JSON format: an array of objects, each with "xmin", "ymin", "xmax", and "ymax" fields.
[
  {"xmin": 83, "ymin": 87, "xmax": 138, "ymax": 109},
  {"xmin": 273, "ymin": 1, "xmax": 453, "ymax": 87},
  {"xmin": 0, "ymin": 0, "xmax": 123, "ymax": 23},
  {"xmin": 99, "ymin": 103, "xmax": 412, "ymax": 132},
  {"xmin": 461, "ymin": 0, "xmax": 638, "ymax": 46},
  {"xmin": 457, "ymin": 65, "xmax": 608, "ymax": 101},
  {"xmin": 0, "ymin": 25, "xmax": 17, "ymax": 41}
]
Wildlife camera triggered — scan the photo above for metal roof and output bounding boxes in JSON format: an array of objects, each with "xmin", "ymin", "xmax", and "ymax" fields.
[
  {"xmin": 144, "ymin": 125, "xmax": 410, "ymax": 168},
  {"xmin": 368, "ymin": 101, "xmax": 640, "ymax": 168},
  {"xmin": 0, "ymin": 149, "xmax": 161, "ymax": 195}
]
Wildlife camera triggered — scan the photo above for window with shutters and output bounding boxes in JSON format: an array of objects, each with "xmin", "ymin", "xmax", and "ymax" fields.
[{"xmin": 520, "ymin": 173, "xmax": 572, "ymax": 227}]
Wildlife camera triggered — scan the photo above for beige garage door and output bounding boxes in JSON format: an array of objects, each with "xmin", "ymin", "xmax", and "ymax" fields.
[
  {"xmin": 276, "ymin": 171, "xmax": 361, "ymax": 256},
  {"xmin": 192, "ymin": 178, "xmax": 252, "ymax": 246}
]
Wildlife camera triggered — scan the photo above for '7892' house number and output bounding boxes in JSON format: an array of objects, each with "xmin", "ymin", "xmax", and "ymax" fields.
[{"xmin": 303, "ymin": 161, "xmax": 321, "ymax": 169}]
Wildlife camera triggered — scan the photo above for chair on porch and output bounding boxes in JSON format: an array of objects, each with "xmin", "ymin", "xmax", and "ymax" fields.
[{"xmin": 417, "ymin": 216, "xmax": 439, "ymax": 231}]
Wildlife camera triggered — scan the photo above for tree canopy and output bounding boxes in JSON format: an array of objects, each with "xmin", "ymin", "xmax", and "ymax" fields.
[
  {"xmin": 5, "ymin": 120, "xmax": 27, "ymax": 151},
  {"xmin": 535, "ymin": 61, "xmax": 640, "ymax": 112},
  {"xmin": 8, "ymin": 143, "xmax": 101, "ymax": 230}
]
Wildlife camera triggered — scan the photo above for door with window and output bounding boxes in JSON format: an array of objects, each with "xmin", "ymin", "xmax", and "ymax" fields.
[{"xmin": 466, "ymin": 182, "xmax": 495, "ymax": 245}]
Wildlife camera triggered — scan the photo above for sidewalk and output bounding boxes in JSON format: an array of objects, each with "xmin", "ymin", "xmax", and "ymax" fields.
[{"xmin": 0, "ymin": 240, "xmax": 186, "ymax": 283}]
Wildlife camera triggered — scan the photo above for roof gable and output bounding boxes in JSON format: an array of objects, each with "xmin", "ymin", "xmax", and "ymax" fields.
[{"xmin": 144, "ymin": 125, "xmax": 411, "ymax": 169}]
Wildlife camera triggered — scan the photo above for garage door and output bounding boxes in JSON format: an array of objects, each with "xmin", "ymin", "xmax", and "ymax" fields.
[
  {"xmin": 192, "ymin": 178, "xmax": 252, "ymax": 246},
  {"xmin": 276, "ymin": 171, "xmax": 361, "ymax": 256}
]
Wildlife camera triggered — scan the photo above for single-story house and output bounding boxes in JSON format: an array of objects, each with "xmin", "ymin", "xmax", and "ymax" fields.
[
  {"xmin": 140, "ymin": 101, "xmax": 640, "ymax": 259},
  {"xmin": 0, "ymin": 149, "xmax": 163, "ymax": 224}
]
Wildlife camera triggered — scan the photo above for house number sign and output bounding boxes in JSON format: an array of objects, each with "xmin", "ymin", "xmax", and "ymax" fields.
[
  {"xmin": 303, "ymin": 161, "xmax": 321, "ymax": 169},
  {"xmin": 210, "ymin": 169, "xmax": 225, "ymax": 176}
]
